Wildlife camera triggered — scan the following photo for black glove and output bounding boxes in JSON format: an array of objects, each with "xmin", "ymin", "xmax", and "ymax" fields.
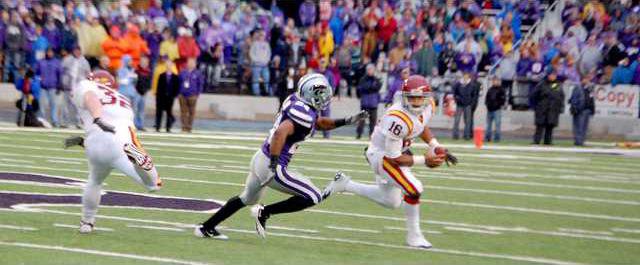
[
  {"xmin": 93, "ymin": 117, "xmax": 115, "ymax": 134},
  {"xmin": 444, "ymin": 150, "xmax": 458, "ymax": 167},
  {"xmin": 345, "ymin": 110, "xmax": 369, "ymax": 125},
  {"xmin": 269, "ymin": 155, "xmax": 279, "ymax": 173}
]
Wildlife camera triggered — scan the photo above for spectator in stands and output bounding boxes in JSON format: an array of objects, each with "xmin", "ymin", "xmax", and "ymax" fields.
[
  {"xmin": 532, "ymin": 72, "xmax": 565, "ymax": 145},
  {"xmin": 159, "ymin": 29, "xmax": 179, "ymax": 63},
  {"xmin": 124, "ymin": 23, "xmax": 150, "ymax": 69},
  {"xmin": 36, "ymin": 48, "xmax": 62, "ymax": 127},
  {"xmin": 117, "ymin": 55, "xmax": 143, "ymax": 130},
  {"xmin": 337, "ymin": 37, "xmax": 355, "ymax": 95},
  {"xmin": 156, "ymin": 59, "xmax": 180, "ymax": 133},
  {"xmin": 384, "ymin": 63, "xmax": 411, "ymax": 106},
  {"xmin": 362, "ymin": 24, "xmax": 377, "ymax": 61},
  {"xmin": 578, "ymin": 35, "xmax": 602, "ymax": 76},
  {"xmin": 377, "ymin": 5, "xmax": 397, "ymax": 51},
  {"xmin": 4, "ymin": 10, "xmax": 25, "ymax": 82},
  {"xmin": 497, "ymin": 49, "xmax": 516, "ymax": 94},
  {"xmin": 77, "ymin": 15, "xmax": 107, "ymax": 68},
  {"xmin": 602, "ymin": 32, "xmax": 628, "ymax": 83},
  {"xmin": 318, "ymin": 58, "xmax": 336, "ymax": 139},
  {"xmin": 135, "ymin": 56, "xmax": 152, "ymax": 131},
  {"xmin": 611, "ymin": 58, "xmax": 639, "ymax": 86},
  {"xmin": 142, "ymin": 22, "xmax": 162, "ymax": 66},
  {"xmin": 179, "ymin": 58, "xmax": 204, "ymax": 133},
  {"xmin": 102, "ymin": 26, "xmax": 130, "ymax": 72},
  {"xmin": 299, "ymin": 0, "xmax": 317, "ymax": 27},
  {"xmin": 318, "ymin": 22, "xmax": 335, "ymax": 64},
  {"xmin": 276, "ymin": 67, "xmax": 296, "ymax": 110},
  {"xmin": 356, "ymin": 63, "xmax": 381, "ymax": 139},
  {"xmin": 60, "ymin": 46, "xmax": 90, "ymax": 128},
  {"xmin": 15, "ymin": 69, "xmax": 43, "ymax": 127},
  {"xmin": 270, "ymin": 55, "xmax": 284, "ymax": 97},
  {"xmin": 177, "ymin": 27, "xmax": 200, "ymax": 71},
  {"xmin": 519, "ymin": 0, "xmax": 540, "ymax": 26},
  {"xmin": 484, "ymin": 77, "xmax": 506, "ymax": 142},
  {"xmin": 388, "ymin": 35, "xmax": 408, "ymax": 68},
  {"xmin": 452, "ymin": 72, "xmax": 479, "ymax": 140},
  {"xmin": 200, "ymin": 42, "xmax": 224, "ymax": 90},
  {"xmin": 569, "ymin": 76, "xmax": 596, "ymax": 146},
  {"xmin": 249, "ymin": 29, "xmax": 271, "ymax": 96},
  {"xmin": 32, "ymin": 26, "xmax": 50, "ymax": 64},
  {"xmin": 455, "ymin": 43, "xmax": 477, "ymax": 74},
  {"xmin": 413, "ymin": 38, "xmax": 437, "ymax": 78}
]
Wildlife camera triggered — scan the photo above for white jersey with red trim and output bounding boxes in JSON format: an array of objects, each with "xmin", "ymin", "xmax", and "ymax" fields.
[
  {"xmin": 73, "ymin": 79, "xmax": 135, "ymax": 134},
  {"xmin": 368, "ymin": 101, "xmax": 435, "ymax": 157}
]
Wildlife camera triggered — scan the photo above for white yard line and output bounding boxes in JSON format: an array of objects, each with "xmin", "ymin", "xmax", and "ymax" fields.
[
  {"xmin": 53, "ymin": 223, "xmax": 114, "ymax": 231},
  {"xmin": 444, "ymin": 226, "xmax": 502, "ymax": 235},
  {"xmin": 325, "ymin": 225, "xmax": 380, "ymax": 234},
  {"xmin": 611, "ymin": 228, "xmax": 640, "ymax": 234},
  {"xmin": 2, "ymin": 205, "xmax": 583, "ymax": 265},
  {"xmin": 558, "ymin": 228, "xmax": 613, "ymax": 236},
  {"xmin": 268, "ymin": 225, "xmax": 319, "ymax": 234},
  {"xmin": 0, "ymin": 224, "xmax": 38, "ymax": 231},
  {"xmin": 126, "ymin": 224, "xmax": 184, "ymax": 232},
  {"xmin": 0, "ymin": 241, "xmax": 212, "ymax": 265},
  {"xmin": 46, "ymin": 159, "xmax": 83, "ymax": 165},
  {"xmin": 383, "ymin": 226, "xmax": 442, "ymax": 234}
]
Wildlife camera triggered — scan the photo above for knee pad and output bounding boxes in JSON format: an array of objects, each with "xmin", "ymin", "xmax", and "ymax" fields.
[{"xmin": 238, "ymin": 191, "xmax": 259, "ymax": 206}]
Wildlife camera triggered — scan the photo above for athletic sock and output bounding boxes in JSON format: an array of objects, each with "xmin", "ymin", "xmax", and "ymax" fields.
[
  {"xmin": 81, "ymin": 182, "xmax": 102, "ymax": 224},
  {"xmin": 202, "ymin": 196, "xmax": 245, "ymax": 230},
  {"xmin": 262, "ymin": 195, "xmax": 315, "ymax": 218},
  {"xmin": 403, "ymin": 202, "xmax": 422, "ymax": 235}
]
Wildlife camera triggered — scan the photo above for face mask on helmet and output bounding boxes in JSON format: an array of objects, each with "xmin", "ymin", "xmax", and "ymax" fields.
[
  {"xmin": 297, "ymin": 73, "xmax": 333, "ymax": 110},
  {"xmin": 401, "ymin": 75, "xmax": 432, "ymax": 115}
]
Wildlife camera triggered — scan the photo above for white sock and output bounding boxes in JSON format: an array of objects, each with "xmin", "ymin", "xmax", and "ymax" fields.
[
  {"xmin": 403, "ymin": 202, "xmax": 422, "ymax": 236},
  {"xmin": 345, "ymin": 180, "xmax": 395, "ymax": 207},
  {"xmin": 81, "ymin": 183, "xmax": 102, "ymax": 224}
]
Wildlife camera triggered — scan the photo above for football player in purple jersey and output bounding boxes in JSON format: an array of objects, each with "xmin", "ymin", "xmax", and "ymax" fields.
[{"xmin": 194, "ymin": 73, "xmax": 368, "ymax": 240}]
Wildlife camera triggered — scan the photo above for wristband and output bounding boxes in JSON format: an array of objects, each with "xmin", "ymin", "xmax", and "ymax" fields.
[
  {"xmin": 412, "ymin": 155, "xmax": 426, "ymax": 165},
  {"xmin": 334, "ymin": 118, "xmax": 347, "ymax": 128},
  {"xmin": 429, "ymin": 138, "xmax": 440, "ymax": 147}
]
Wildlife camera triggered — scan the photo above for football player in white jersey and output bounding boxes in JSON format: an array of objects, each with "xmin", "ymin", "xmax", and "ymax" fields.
[
  {"xmin": 66, "ymin": 70, "xmax": 162, "ymax": 233},
  {"xmin": 334, "ymin": 75, "xmax": 454, "ymax": 248}
]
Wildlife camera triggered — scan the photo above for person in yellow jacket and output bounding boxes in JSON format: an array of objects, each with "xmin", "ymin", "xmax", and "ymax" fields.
[
  {"xmin": 159, "ymin": 29, "xmax": 179, "ymax": 62},
  {"xmin": 151, "ymin": 55, "xmax": 179, "ymax": 95},
  {"xmin": 77, "ymin": 16, "xmax": 107, "ymax": 63},
  {"xmin": 318, "ymin": 22, "xmax": 334, "ymax": 68}
]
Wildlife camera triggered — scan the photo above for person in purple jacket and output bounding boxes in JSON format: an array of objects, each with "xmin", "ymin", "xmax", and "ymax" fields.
[
  {"xmin": 178, "ymin": 58, "xmax": 204, "ymax": 133},
  {"xmin": 42, "ymin": 18, "xmax": 61, "ymax": 52},
  {"xmin": 455, "ymin": 46, "xmax": 477, "ymax": 74},
  {"xmin": 356, "ymin": 63, "xmax": 382, "ymax": 139},
  {"xmin": 194, "ymin": 73, "xmax": 367, "ymax": 240},
  {"xmin": 299, "ymin": 0, "xmax": 317, "ymax": 27},
  {"xmin": 35, "ymin": 48, "xmax": 62, "ymax": 127}
]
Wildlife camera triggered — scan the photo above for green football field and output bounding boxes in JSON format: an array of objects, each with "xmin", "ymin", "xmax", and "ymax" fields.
[{"xmin": 0, "ymin": 127, "xmax": 639, "ymax": 265}]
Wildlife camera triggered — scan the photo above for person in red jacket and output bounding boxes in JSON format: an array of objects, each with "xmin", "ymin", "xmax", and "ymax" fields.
[
  {"xmin": 176, "ymin": 27, "xmax": 200, "ymax": 71},
  {"xmin": 376, "ymin": 6, "xmax": 397, "ymax": 52}
]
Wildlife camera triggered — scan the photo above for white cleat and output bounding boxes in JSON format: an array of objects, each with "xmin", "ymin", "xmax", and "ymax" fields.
[
  {"xmin": 123, "ymin": 143, "xmax": 154, "ymax": 171},
  {"xmin": 193, "ymin": 225, "xmax": 228, "ymax": 240},
  {"xmin": 323, "ymin": 171, "xmax": 351, "ymax": 197},
  {"xmin": 406, "ymin": 233, "xmax": 432, "ymax": 249},
  {"xmin": 78, "ymin": 221, "xmax": 94, "ymax": 234},
  {"xmin": 250, "ymin": 204, "xmax": 267, "ymax": 238}
]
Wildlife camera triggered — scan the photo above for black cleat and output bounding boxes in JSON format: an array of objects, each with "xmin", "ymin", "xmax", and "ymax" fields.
[
  {"xmin": 64, "ymin": 136, "xmax": 85, "ymax": 149},
  {"xmin": 193, "ymin": 225, "xmax": 228, "ymax": 240}
]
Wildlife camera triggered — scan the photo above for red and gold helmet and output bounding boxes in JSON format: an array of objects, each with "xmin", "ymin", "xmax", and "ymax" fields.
[
  {"xmin": 87, "ymin": 70, "xmax": 116, "ymax": 90},
  {"xmin": 401, "ymin": 75, "xmax": 432, "ymax": 115}
]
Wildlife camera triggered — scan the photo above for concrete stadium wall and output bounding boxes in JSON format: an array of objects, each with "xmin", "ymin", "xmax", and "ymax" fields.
[{"xmin": 2, "ymin": 83, "xmax": 639, "ymax": 140}]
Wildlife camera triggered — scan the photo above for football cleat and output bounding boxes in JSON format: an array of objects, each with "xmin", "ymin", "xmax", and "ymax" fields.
[
  {"xmin": 323, "ymin": 171, "xmax": 351, "ymax": 197},
  {"xmin": 193, "ymin": 224, "xmax": 228, "ymax": 240},
  {"xmin": 63, "ymin": 136, "xmax": 85, "ymax": 149},
  {"xmin": 78, "ymin": 221, "xmax": 94, "ymax": 234},
  {"xmin": 406, "ymin": 233, "xmax": 432, "ymax": 249},
  {"xmin": 250, "ymin": 204, "xmax": 267, "ymax": 238},
  {"xmin": 123, "ymin": 143, "xmax": 154, "ymax": 171}
]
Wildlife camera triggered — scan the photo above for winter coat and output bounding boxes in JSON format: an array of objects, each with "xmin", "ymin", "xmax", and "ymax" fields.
[
  {"xmin": 533, "ymin": 81, "xmax": 565, "ymax": 126},
  {"xmin": 569, "ymin": 84, "xmax": 595, "ymax": 115},
  {"xmin": 485, "ymin": 85, "xmax": 506, "ymax": 112},
  {"xmin": 357, "ymin": 75, "xmax": 382, "ymax": 109},
  {"xmin": 453, "ymin": 81, "xmax": 480, "ymax": 107}
]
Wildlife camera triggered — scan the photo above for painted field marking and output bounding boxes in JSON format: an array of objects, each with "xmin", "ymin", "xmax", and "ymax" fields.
[
  {"xmin": 558, "ymin": 228, "xmax": 613, "ymax": 236},
  {"xmin": 0, "ymin": 224, "xmax": 38, "ymax": 231},
  {"xmin": 383, "ymin": 226, "xmax": 443, "ymax": 234},
  {"xmin": 126, "ymin": 224, "xmax": 184, "ymax": 232},
  {"xmin": 611, "ymin": 228, "xmax": 640, "ymax": 234},
  {"xmin": 0, "ymin": 241, "xmax": 212, "ymax": 265},
  {"xmin": 444, "ymin": 226, "xmax": 502, "ymax": 235},
  {"xmin": 46, "ymin": 159, "xmax": 83, "ymax": 165},
  {"xmin": 268, "ymin": 225, "xmax": 319, "ymax": 234},
  {"xmin": 53, "ymin": 223, "xmax": 114, "ymax": 232},
  {"xmin": 325, "ymin": 225, "xmax": 380, "ymax": 234}
]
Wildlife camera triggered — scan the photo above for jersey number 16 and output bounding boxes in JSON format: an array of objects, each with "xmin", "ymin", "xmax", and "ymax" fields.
[{"xmin": 388, "ymin": 121, "xmax": 402, "ymax": 136}]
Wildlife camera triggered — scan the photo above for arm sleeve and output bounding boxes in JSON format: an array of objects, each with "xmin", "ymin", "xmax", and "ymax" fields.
[{"xmin": 73, "ymin": 80, "xmax": 99, "ymax": 109}]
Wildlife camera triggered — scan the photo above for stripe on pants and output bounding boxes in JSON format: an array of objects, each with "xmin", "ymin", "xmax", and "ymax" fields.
[
  {"xmin": 382, "ymin": 157, "xmax": 418, "ymax": 196},
  {"xmin": 275, "ymin": 166, "xmax": 321, "ymax": 203}
]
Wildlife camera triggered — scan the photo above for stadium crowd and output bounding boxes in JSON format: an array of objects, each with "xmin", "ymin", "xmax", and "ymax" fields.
[{"xmin": 2, "ymin": 0, "xmax": 639, "ymax": 145}]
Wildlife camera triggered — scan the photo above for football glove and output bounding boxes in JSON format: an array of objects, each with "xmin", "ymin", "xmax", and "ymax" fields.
[
  {"xmin": 93, "ymin": 117, "xmax": 115, "ymax": 134},
  {"xmin": 345, "ymin": 110, "xmax": 369, "ymax": 125},
  {"xmin": 269, "ymin": 155, "xmax": 279, "ymax": 173},
  {"xmin": 444, "ymin": 150, "xmax": 458, "ymax": 167}
]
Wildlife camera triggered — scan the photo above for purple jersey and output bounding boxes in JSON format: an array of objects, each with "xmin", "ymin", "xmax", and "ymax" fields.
[{"xmin": 261, "ymin": 95, "xmax": 318, "ymax": 166}]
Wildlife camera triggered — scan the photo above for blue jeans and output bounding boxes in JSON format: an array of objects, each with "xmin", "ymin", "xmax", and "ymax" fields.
[
  {"xmin": 251, "ymin": 66, "xmax": 270, "ymax": 96},
  {"xmin": 453, "ymin": 105, "xmax": 472, "ymax": 139},
  {"xmin": 572, "ymin": 109, "xmax": 592, "ymax": 145},
  {"xmin": 3, "ymin": 51, "xmax": 24, "ymax": 82},
  {"xmin": 121, "ymin": 89, "xmax": 144, "ymax": 129},
  {"xmin": 485, "ymin": 110, "xmax": 502, "ymax": 142},
  {"xmin": 60, "ymin": 90, "xmax": 79, "ymax": 127},
  {"xmin": 40, "ymin": 88, "xmax": 59, "ymax": 126}
]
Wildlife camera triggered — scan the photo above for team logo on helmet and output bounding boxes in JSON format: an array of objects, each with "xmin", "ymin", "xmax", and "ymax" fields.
[
  {"xmin": 401, "ymin": 75, "xmax": 432, "ymax": 115},
  {"xmin": 296, "ymin": 73, "xmax": 333, "ymax": 110},
  {"xmin": 88, "ymin": 70, "xmax": 116, "ymax": 90}
]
